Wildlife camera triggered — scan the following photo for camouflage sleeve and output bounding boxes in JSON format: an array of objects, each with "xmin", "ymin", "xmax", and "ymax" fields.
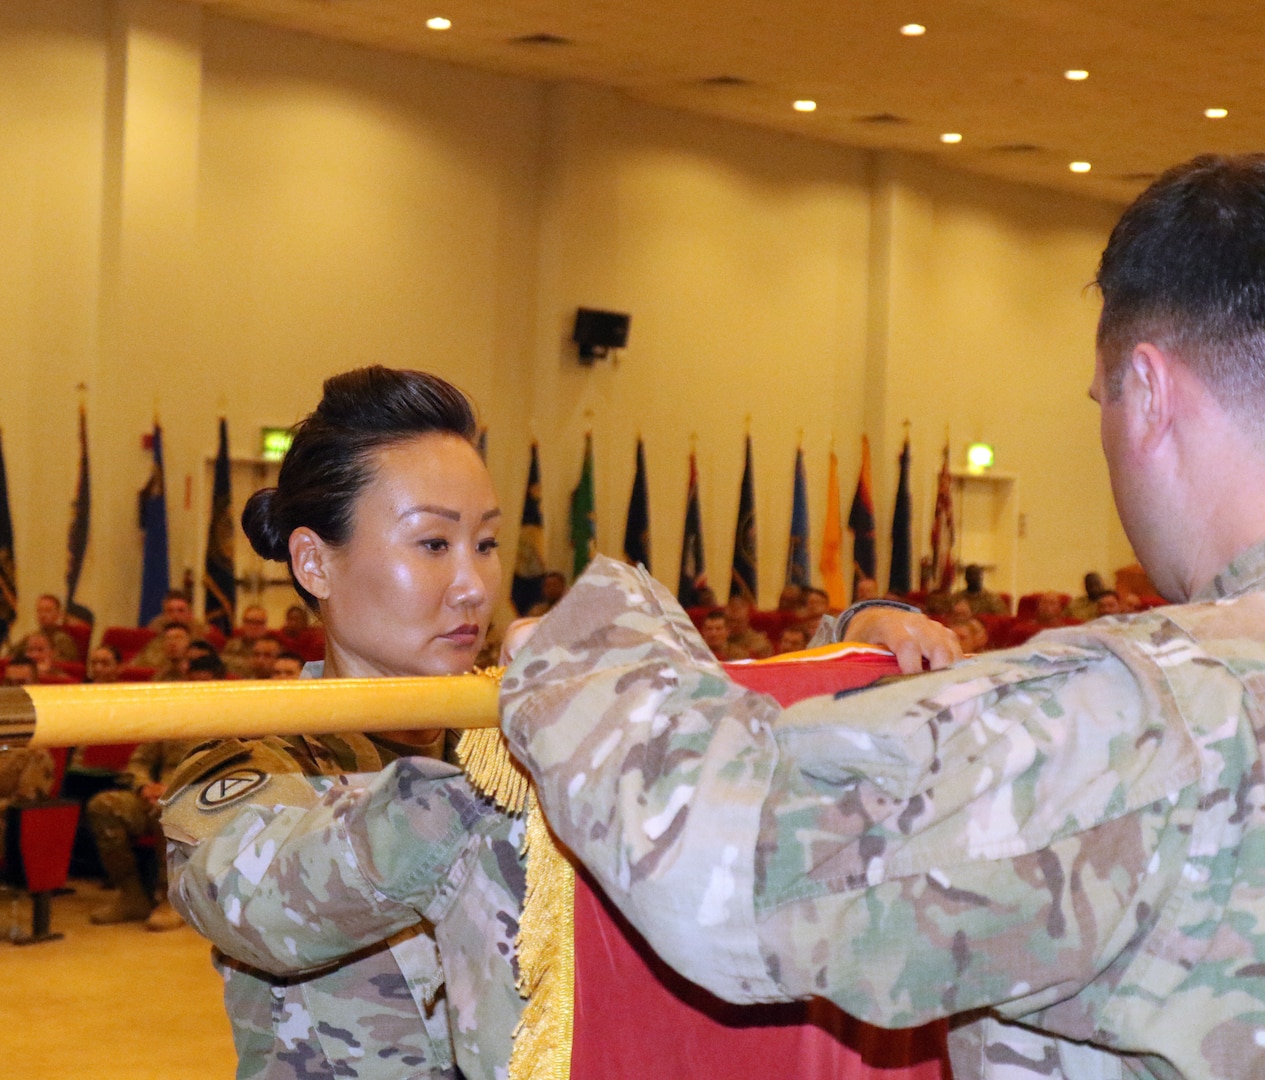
[
  {"xmin": 163, "ymin": 739, "xmax": 502, "ymax": 978},
  {"xmin": 501, "ymin": 556, "xmax": 1201, "ymax": 1027}
]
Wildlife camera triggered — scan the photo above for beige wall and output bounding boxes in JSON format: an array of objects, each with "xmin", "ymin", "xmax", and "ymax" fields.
[{"xmin": 0, "ymin": 0, "xmax": 1131, "ymax": 643}]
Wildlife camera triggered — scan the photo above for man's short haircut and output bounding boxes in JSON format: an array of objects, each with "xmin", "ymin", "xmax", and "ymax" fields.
[
  {"xmin": 37, "ymin": 593, "xmax": 61, "ymax": 608},
  {"xmin": 1096, "ymin": 153, "xmax": 1265, "ymax": 418},
  {"xmin": 187, "ymin": 653, "xmax": 226, "ymax": 678},
  {"xmin": 276, "ymin": 650, "xmax": 305, "ymax": 665}
]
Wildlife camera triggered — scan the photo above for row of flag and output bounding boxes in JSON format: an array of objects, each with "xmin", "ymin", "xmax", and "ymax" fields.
[
  {"xmin": 512, "ymin": 432, "xmax": 957, "ymax": 615},
  {"xmin": 0, "ymin": 408, "xmax": 237, "ymax": 646}
]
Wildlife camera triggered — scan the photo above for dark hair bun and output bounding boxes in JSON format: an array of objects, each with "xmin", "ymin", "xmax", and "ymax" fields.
[{"xmin": 241, "ymin": 488, "xmax": 289, "ymax": 562}]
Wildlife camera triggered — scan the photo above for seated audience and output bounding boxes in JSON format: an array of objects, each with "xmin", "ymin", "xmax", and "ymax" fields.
[
  {"xmin": 776, "ymin": 624, "xmax": 810, "ymax": 654},
  {"xmin": 271, "ymin": 650, "xmax": 305, "ymax": 679},
  {"xmin": 281, "ymin": 603, "xmax": 310, "ymax": 640},
  {"xmin": 1034, "ymin": 590, "xmax": 1074, "ymax": 627},
  {"xmin": 21, "ymin": 632, "xmax": 60, "ymax": 679},
  {"xmin": 776, "ymin": 584, "xmax": 803, "ymax": 612},
  {"xmin": 1095, "ymin": 589, "xmax": 1123, "ymax": 616},
  {"xmin": 221, "ymin": 604, "xmax": 273, "ymax": 677},
  {"xmin": 2, "ymin": 654, "xmax": 37, "ymax": 686},
  {"xmin": 797, "ymin": 587, "xmax": 831, "ymax": 639},
  {"xmin": 951, "ymin": 563, "xmax": 1009, "ymax": 615},
  {"xmin": 949, "ymin": 615, "xmax": 989, "ymax": 654},
  {"xmin": 700, "ymin": 609, "xmax": 733, "ymax": 660},
  {"xmin": 87, "ymin": 740, "xmax": 198, "ymax": 930},
  {"xmin": 1065, "ymin": 571, "xmax": 1109, "ymax": 621},
  {"xmin": 186, "ymin": 653, "xmax": 226, "ymax": 681},
  {"xmin": 0, "ymin": 740, "xmax": 55, "ymax": 865},
  {"xmin": 87, "ymin": 643, "xmax": 121, "ymax": 684},
  {"xmin": 725, "ymin": 595, "xmax": 773, "ymax": 660}
]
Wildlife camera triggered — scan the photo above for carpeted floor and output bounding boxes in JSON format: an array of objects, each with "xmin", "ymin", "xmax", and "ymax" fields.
[{"xmin": 6, "ymin": 879, "xmax": 238, "ymax": 1079}]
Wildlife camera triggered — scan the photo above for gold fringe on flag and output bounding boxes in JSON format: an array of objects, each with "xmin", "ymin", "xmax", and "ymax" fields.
[{"xmin": 455, "ymin": 668, "xmax": 576, "ymax": 1080}]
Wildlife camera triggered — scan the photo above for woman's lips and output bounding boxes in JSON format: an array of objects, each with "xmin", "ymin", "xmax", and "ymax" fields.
[{"xmin": 441, "ymin": 624, "xmax": 480, "ymax": 645}]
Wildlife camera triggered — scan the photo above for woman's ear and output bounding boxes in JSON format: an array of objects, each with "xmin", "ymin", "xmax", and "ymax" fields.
[{"xmin": 289, "ymin": 528, "xmax": 333, "ymax": 602}]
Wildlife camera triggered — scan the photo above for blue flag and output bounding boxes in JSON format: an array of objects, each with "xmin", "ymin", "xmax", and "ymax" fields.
[
  {"xmin": 622, "ymin": 439, "xmax": 651, "ymax": 570},
  {"xmin": 677, "ymin": 452, "xmax": 707, "ymax": 606},
  {"xmin": 203, "ymin": 418, "xmax": 236, "ymax": 635},
  {"xmin": 888, "ymin": 437, "xmax": 913, "ymax": 595},
  {"xmin": 729, "ymin": 436, "xmax": 757, "ymax": 602},
  {"xmin": 847, "ymin": 434, "xmax": 876, "ymax": 597},
  {"xmin": 785, "ymin": 448, "xmax": 810, "ymax": 588},
  {"xmin": 511, "ymin": 442, "xmax": 546, "ymax": 615},
  {"xmin": 0, "ymin": 429, "xmax": 16, "ymax": 647},
  {"xmin": 138, "ymin": 423, "xmax": 170, "ymax": 626}
]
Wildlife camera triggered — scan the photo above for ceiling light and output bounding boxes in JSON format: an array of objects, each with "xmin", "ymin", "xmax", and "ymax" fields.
[
  {"xmin": 1064, "ymin": 69, "xmax": 1089, "ymax": 81},
  {"xmin": 425, "ymin": 16, "xmax": 451, "ymax": 30},
  {"xmin": 793, "ymin": 100, "xmax": 817, "ymax": 112},
  {"xmin": 940, "ymin": 132, "xmax": 962, "ymax": 144},
  {"xmin": 1205, "ymin": 107, "xmax": 1229, "ymax": 119},
  {"xmin": 900, "ymin": 23, "xmax": 926, "ymax": 36},
  {"xmin": 1069, "ymin": 161, "xmax": 1092, "ymax": 173}
]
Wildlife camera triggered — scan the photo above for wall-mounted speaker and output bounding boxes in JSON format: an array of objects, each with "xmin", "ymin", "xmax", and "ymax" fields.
[{"xmin": 573, "ymin": 308, "xmax": 631, "ymax": 364}]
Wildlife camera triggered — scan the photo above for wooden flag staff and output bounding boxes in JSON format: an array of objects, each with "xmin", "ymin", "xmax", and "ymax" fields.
[{"xmin": 0, "ymin": 674, "xmax": 501, "ymax": 749}]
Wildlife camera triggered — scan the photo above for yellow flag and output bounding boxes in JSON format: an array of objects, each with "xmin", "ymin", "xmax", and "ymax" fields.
[{"xmin": 819, "ymin": 450, "xmax": 848, "ymax": 609}]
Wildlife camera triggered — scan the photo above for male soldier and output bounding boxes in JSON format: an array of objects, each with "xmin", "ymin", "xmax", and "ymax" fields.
[
  {"xmin": 501, "ymin": 154, "xmax": 1265, "ymax": 1079},
  {"xmin": 87, "ymin": 739, "xmax": 200, "ymax": 929},
  {"xmin": 220, "ymin": 603, "xmax": 272, "ymax": 678}
]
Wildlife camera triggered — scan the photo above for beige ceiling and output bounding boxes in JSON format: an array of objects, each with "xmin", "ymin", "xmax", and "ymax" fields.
[{"xmin": 183, "ymin": 0, "xmax": 1265, "ymax": 203}]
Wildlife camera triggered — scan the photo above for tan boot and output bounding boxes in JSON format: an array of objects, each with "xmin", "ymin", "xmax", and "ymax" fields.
[
  {"xmin": 144, "ymin": 900, "xmax": 184, "ymax": 932},
  {"xmin": 90, "ymin": 882, "xmax": 153, "ymax": 924}
]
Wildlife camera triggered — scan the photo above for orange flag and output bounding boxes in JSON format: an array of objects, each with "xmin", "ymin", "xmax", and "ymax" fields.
[{"xmin": 819, "ymin": 450, "xmax": 848, "ymax": 609}]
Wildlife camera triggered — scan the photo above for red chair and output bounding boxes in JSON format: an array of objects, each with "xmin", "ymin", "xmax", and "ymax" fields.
[
  {"xmin": 3, "ymin": 799, "xmax": 81, "ymax": 944},
  {"xmin": 101, "ymin": 626, "xmax": 157, "ymax": 663},
  {"xmin": 118, "ymin": 665, "xmax": 155, "ymax": 682},
  {"xmin": 76, "ymin": 743, "xmax": 139, "ymax": 772},
  {"xmin": 295, "ymin": 627, "xmax": 326, "ymax": 662},
  {"xmin": 52, "ymin": 660, "xmax": 86, "ymax": 681},
  {"xmin": 203, "ymin": 626, "xmax": 227, "ymax": 651}
]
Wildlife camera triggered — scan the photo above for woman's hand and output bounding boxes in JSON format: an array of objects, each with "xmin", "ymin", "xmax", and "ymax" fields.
[
  {"xmin": 498, "ymin": 617, "xmax": 543, "ymax": 666},
  {"xmin": 845, "ymin": 607, "xmax": 962, "ymax": 673}
]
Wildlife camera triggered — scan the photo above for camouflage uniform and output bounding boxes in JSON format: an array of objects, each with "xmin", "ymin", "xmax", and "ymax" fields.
[
  {"xmin": 0, "ymin": 745, "xmax": 56, "ymax": 863},
  {"xmin": 162, "ymin": 672, "xmax": 526, "ymax": 1080},
  {"xmin": 501, "ymin": 550, "xmax": 1265, "ymax": 1080}
]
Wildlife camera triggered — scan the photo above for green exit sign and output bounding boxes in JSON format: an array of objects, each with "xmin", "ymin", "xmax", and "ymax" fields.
[{"xmin": 261, "ymin": 427, "xmax": 294, "ymax": 462}]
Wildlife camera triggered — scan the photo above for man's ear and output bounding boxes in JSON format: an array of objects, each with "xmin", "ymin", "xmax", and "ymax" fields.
[
  {"xmin": 1127, "ymin": 342, "xmax": 1176, "ymax": 453},
  {"xmin": 289, "ymin": 528, "xmax": 333, "ymax": 602}
]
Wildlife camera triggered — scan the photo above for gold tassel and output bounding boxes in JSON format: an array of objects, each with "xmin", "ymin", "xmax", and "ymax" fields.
[{"xmin": 455, "ymin": 667, "xmax": 575, "ymax": 1080}]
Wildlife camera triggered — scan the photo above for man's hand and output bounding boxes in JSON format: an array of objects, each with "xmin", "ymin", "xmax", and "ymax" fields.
[
  {"xmin": 844, "ymin": 607, "xmax": 962, "ymax": 673},
  {"xmin": 139, "ymin": 781, "xmax": 166, "ymax": 806}
]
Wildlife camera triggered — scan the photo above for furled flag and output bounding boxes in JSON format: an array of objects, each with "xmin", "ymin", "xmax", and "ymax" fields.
[
  {"xmin": 569, "ymin": 432, "xmax": 596, "ymax": 580},
  {"xmin": 203, "ymin": 418, "xmax": 236, "ymax": 636},
  {"xmin": 138, "ymin": 422, "xmax": 170, "ymax": 626},
  {"xmin": 64, "ymin": 404, "xmax": 93, "ymax": 627},
  {"xmin": 0, "ymin": 430, "xmax": 16, "ymax": 647},
  {"xmin": 888, "ymin": 436, "xmax": 913, "ymax": 595},
  {"xmin": 623, "ymin": 438, "xmax": 651, "ymax": 570},
  {"xmin": 785, "ymin": 447, "xmax": 810, "ymax": 589},
  {"xmin": 511, "ymin": 442, "xmax": 546, "ymax": 615},
  {"xmin": 929, "ymin": 440, "xmax": 956, "ymax": 593},
  {"xmin": 819, "ymin": 449, "xmax": 848, "ymax": 609},
  {"xmin": 847, "ymin": 434, "xmax": 877, "ymax": 598},
  {"xmin": 677, "ymin": 452, "xmax": 707, "ymax": 606},
  {"xmin": 729, "ymin": 435, "xmax": 757, "ymax": 602}
]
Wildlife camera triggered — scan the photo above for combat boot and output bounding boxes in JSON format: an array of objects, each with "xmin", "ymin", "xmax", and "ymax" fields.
[
  {"xmin": 90, "ymin": 879, "xmax": 152, "ymax": 924},
  {"xmin": 144, "ymin": 900, "xmax": 184, "ymax": 932}
]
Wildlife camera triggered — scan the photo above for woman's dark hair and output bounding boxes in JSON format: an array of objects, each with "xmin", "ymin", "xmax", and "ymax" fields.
[{"xmin": 241, "ymin": 367, "xmax": 479, "ymax": 609}]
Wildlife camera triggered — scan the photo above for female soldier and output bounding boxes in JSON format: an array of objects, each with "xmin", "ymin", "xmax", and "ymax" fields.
[{"xmin": 164, "ymin": 366, "xmax": 960, "ymax": 1080}]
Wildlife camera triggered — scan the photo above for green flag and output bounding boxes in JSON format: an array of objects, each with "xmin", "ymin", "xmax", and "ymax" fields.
[{"xmin": 569, "ymin": 433, "xmax": 596, "ymax": 579}]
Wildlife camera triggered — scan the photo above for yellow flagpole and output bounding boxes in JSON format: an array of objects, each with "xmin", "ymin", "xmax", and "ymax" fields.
[{"xmin": 0, "ymin": 673, "xmax": 501, "ymax": 749}]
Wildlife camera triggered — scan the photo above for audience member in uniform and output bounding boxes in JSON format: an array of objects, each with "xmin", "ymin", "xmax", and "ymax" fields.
[
  {"xmin": 87, "ymin": 740, "xmax": 198, "ymax": 930},
  {"xmin": 950, "ymin": 563, "xmax": 1009, "ymax": 615},
  {"xmin": 949, "ymin": 614, "xmax": 990, "ymax": 654},
  {"xmin": 0, "ymin": 738, "xmax": 55, "ymax": 865},
  {"xmin": 153, "ymin": 623, "xmax": 192, "ymax": 681},
  {"xmin": 2, "ymin": 654, "xmax": 37, "ymax": 686},
  {"xmin": 186, "ymin": 653, "xmax": 226, "ymax": 681},
  {"xmin": 248, "ymin": 636, "xmax": 283, "ymax": 679},
  {"xmin": 21, "ymin": 632, "xmax": 60, "ymax": 679},
  {"xmin": 776, "ymin": 624, "xmax": 810, "ymax": 654},
  {"xmin": 776, "ymin": 584, "xmax": 803, "ymax": 612},
  {"xmin": 700, "ymin": 609, "xmax": 733, "ymax": 660},
  {"xmin": 87, "ymin": 643, "xmax": 121, "ymax": 684},
  {"xmin": 798, "ymin": 587, "xmax": 831, "ymax": 640},
  {"xmin": 1065, "ymin": 571, "xmax": 1110, "ymax": 621},
  {"xmin": 221, "ymin": 604, "xmax": 273, "ymax": 677},
  {"xmin": 136, "ymin": 591, "xmax": 209, "ymax": 667},
  {"xmin": 281, "ymin": 603, "xmax": 310, "ymax": 640},
  {"xmin": 1095, "ymin": 589, "xmax": 1123, "ymax": 616},
  {"xmin": 271, "ymin": 651, "xmax": 305, "ymax": 679},
  {"xmin": 725, "ymin": 595, "xmax": 773, "ymax": 660},
  {"xmin": 10, "ymin": 594, "xmax": 80, "ymax": 661}
]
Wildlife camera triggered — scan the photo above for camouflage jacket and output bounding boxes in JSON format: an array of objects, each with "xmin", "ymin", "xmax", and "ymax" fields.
[
  {"xmin": 501, "ymin": 549, "xmax": 1265, "ymax": 1080},
  {"xmin": 163, "ymin": 721, "xmax": 525, "ymax": 1080}
]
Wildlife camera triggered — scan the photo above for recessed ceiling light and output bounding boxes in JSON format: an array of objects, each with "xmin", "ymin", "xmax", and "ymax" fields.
[
  {"xmin": 793, "ymin": 100, "xmax": 817, "ymax": 112},
  {"xmin": 426, "ymin": 16, "xmax": 451, "ymax": 30},
  {"xmin": 940, "ymin": 132, "xmax": 962, "ymax": 144},
  {"xmin": 900, "ymin": 23, "xmax": 926, "ymax": 36},
  {"xmin": 1064, "ymin": 69, "xmax": 1089, "ymax": 81},
  {"xmin": 1205, "ymin": 107, "xmax": 1229, "ymax": 119},
  {"xmin": 1069, "ymin": 161, "xmax": 1092, "ymax": 173}
]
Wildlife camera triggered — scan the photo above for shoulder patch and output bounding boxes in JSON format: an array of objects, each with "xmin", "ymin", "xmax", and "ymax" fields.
[{"xmin": 197, "ymin": 768, "xmax": 268, "ymax": 809}]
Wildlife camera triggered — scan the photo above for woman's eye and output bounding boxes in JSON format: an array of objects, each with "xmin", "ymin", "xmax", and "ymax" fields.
[
  {"xmin": 477, "ymin": 538, "xmax": 501, "ymax": 554},
  {"xmin": 420, "ymin": 538, "xmax": 448, "ymax": 553}
]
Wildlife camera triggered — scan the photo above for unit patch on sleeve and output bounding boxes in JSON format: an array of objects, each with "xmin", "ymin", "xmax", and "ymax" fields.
[{"xmin": 197, "ymin": 768, "xmax": 269, "ymax": 810}]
